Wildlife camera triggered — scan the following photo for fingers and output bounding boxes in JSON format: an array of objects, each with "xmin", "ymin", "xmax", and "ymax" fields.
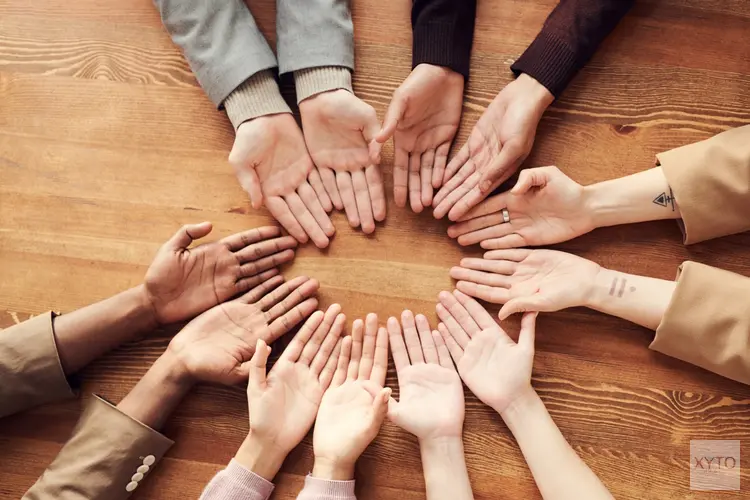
[
  {"xmin": 386, "ymin": 316, "xmax": 410, "ymax": 372},
  {"xmin": 221, "ymin": 226, "xmax": 280, "ymax": 252},
  {"xmin": 247, "ymin": 339, "xmax": 271, "ymax": 392},
  {"xmin": 266, "ymin": 196, "xmax": 308, "ymax": 245},
  {"xmin": 282, "ymin": 309, "xmax": 325, "ymax": 362},
  {"xmin": 401, "ymin": 310, "xmax": 424, "ymax": 364},
  {"xmin": 357, "ymin": 313, "xmax": 379, "ymax": 381},
  {"xmin": 449, "ymin": 210, "xmax": 505, "ymax": 240},
  {"xmin": 165, "ymin": 222, "xmax": 213, "ymax": 251},
  {"xmin": 416, "ymin": 314, "xmax": 438, "ymax": 364},
  {"xmin": 267, "ymin": 297, "xmax": 319, "ymax": 341},
  {"xmin": 235, "ymin": 268, "xmax": 280, "ymax": 295},
  {"xmin": 451, "ymin": 289, "xmax": 497, "ymax": 330},
  {"xmin": 456, "ymin": 221, "xmax": 516, "ymax": 247},
  {"xmin": 438, "ymin": 323, "xmax": 464, "ymax": 364},
  {"xmin": 286, "ymin": 191, "xmax": 331, "ymax": 249},
  {"xmin": 448, "ymin": 178, "xmax": 496, "ymax": 222},
  {"xmin": 480, "ymin": 233, "xmax": 527, "ymax": 250},
  {"xmin": 441, "ymin": 143, "xmax": 469, "ymax": 188},
  {"xmin": 337, "ymin": 171, "xmax": 361, "ymax": 228},
  {"xmin": 433, "ymin": 163, "xmax": 476, "ymax": 219},
  {"xmin": 456, "ymin": 192, "xmax": 510, "ymax": 222},
  {"xmin": 393, "ymin": 147, "xmax": 409, "ymax": 208},
  {"xmin": 435, "ymin": 302, "xmax": 470, "ymax": 348},
  {"xmin": 297, "ymin": 304, "xmax": 344, "ymax": 365},
  {"xmin": 352, "ymin": 170, "xmax": 375, "ymax": 234},
  {"xmin": 311, "ymin": 313, "xmax": 347, "ymax": 380},
  {"xmin": 308, "ymin": 168, "xmax": 333, "ymax": 212},
  {"xmin": 483, "ymin": 248, "xmax": 533, "ymax": 262},
  {"xmin": 320, "ymin": 168, "xmax": 344, "ymax": 211},
  {"xmin": 454, "ymin": 281, "xmax": 510, "ymax": 305},
  {"xmin": 437, "ymin": 290, "xmax": 480, "ymax": 338},
  {"xmin": 498, "ymin": 296, "xmax": 547, "ymax": 321},
  {"xmin": 376, "ymin": 92, "xmax": 406, "ymax": 144},
  {"xmin": 371, "ymin": 387, "xmax": 392, "ymax": 419},
  {"xmin": 318, "ymin": 337, "xmax": 344, "ymax": 389},
  {"xmin": 432, "ymin": 142, "xmax": 451, "ymax": 189},
  {"xmin": 370, "ymin": 327, "xmax": 389, "ymax": 385},
  {"xmin": 458, "ymin": 257, "xmax": 518, "ymax": 275},
  {"xmin": 240, "ymin": 274, "xmax": 285, "ymax": 304},
  {"xmin": 298, "ymin": 182, "xmax": 336, "ymax": 238},
  {"xmin": 366, "ymin": 165, "xmax": 387, "ymax": 222},
  {"xmin": 432, "ymin": 330, "xmax": 454, "ymax": 370},
  {"xmin": 420, "ymin": 149, "xmax": 435, "ymax": 208},
  {"xmin": 232, "ymin": 163, "xmax": 264, "ymax": 209},
  {"xmin": 450, "ymin": 266, "xmax": 512, "ymax": 288},
  {"xmin": 347, "ymin": 319, "xmax": 364, "ymax": 380},
  {"xmin": 257, "ymin": 276, "xmax": 319, "ymax": 318},
  {"xmin": 478, "ymin": 139, "xmax": 525, "ymax": 193},
  {"xmin": 238, "ymin": 249, "xmax": 296, "ymax": 279},
  {"xmin": 518, "ymin": 312, "xmax": 538, "ymax": 352},
  {"xmin": 331, "ymin": 336, "xmax": 353, "ymax": 388},
  {"xmin": 408, "ymin": 153, "xmax": 423, "ymax": 213}
]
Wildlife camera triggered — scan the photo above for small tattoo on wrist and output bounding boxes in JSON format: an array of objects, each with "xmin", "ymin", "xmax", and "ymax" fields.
[
  {"xmin": 609, "ymin": 277, "xmax": 635, "ymax": 298},
  {"xmin": 653, "ymin": 187, "xmax": 675, "ymax": 211}
]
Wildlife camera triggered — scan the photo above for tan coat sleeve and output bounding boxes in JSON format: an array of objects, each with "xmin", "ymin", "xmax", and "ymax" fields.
[
  {"xmin": 658, "ymin": 125, "xmax": 750, "ymax": 244},
  {"xmin": 0, "ymin": 312, "xmax": 76, "ymax": 417},
  {"xmin": 651, "ymin": 261, "xmax": 750, "ymax": 385},
  {"xmin": 23, "ymin": 395, "xmax": 174, "ymax": 500}
]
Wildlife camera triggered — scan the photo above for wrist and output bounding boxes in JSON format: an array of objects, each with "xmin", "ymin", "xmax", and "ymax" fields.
[
  {"xmin": 499, "ymin": 386, "xmax": 543, "ymax": 429},
  {"xmin": 235, "ymin": 433, "xmax": 290, "ymax": 482},
  {"xmin": 516, "ymin": 73, "xmax": 555, "ymax": 113},
  {"xmin": 135, "ymin": 284, "xmax": 161, "ymax": 329},
  {"xmin": 584, "ymin": 181, "xmax": 626, "ymax": 229},
  {"xmin": 585, "ymin": 266, "xmax": 623, "ymax": 312},
  {"xmin": 312, "ymin": 456, "xmax": 356, "ymax": 481},
  {"xmin": 419, "ymin": 435, "xmax": 464, "ymax": 457}
]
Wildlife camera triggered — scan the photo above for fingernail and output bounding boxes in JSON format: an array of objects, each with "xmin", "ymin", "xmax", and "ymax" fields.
[{"xmin": 383, "ymin": 388, "xmax": 392, "ymax": 401}]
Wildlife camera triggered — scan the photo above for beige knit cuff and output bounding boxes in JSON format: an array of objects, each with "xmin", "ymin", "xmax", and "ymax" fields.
[
  {"xmin": 223, "ymin": 70, "xmax": 292, "ymax": 129},
  {"xmin": 294, "ymin": 66, "xmax": 353, "ymax": 103}
]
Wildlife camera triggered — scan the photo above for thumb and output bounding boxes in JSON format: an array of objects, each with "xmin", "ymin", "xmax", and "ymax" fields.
[
  {"xmin": 372, "ymin": 387, "xmax": 392, "ymax": 415},
  {"xmin": 238, "ymin": 167, "xmax": 264, "ymax": 210},
  {"xmin": 518, "ymin": 312, "xmax": 538, "ymax": 352},
  {"xmin": 361, "ymin": 105, "xmax": 384, "ymax": 165},
  {"xmin": 375, "ymin": 95, "xmax": 406, "ymax": 144},
  {"xmin": 165, "ymin": 222, "xmax": 212, "ymax": 251},
  {"xmin": 498, "ymin": 295, "xmax": 546, "ymax": 321},
  {"xmin": 386, "ymin": 396, "xmax": 401, "ymax": 424},
  {"xmin": 247, "ymin": 339, "xmax": 271, "ymax": 391},
  {"xmin": 479, "ymin": 140, "xmax": 524, "ymax": 193},
  {"xmin": 511, "ymin": 167, "xmax": 549, "ymax": 195}
]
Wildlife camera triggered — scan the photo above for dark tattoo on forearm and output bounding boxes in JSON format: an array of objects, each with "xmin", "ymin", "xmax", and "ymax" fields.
[
  {"xmin": 653, "ymin": 187, "xmax": 675, "ymax": 211},
  {"xmin": 609, "ymin": 276, "xmax": 636, "ymax": 298}
]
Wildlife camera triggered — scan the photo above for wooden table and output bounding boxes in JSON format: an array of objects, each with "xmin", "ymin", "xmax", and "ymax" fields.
[{"xmin": 1, "ymin": 0, "xmax": 749, "ymax": 498}]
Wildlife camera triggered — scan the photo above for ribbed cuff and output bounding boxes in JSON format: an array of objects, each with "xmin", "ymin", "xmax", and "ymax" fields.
[
  {"xmin": 510, "ymin": 30, "xmax": 578, "ymax": 99},
  {"xmin": 223, "ymin": 70, "xmax": 292, "ymax": 130},
  {"xmin": 413, "ymin": 20, "xmax": 472, "ymax": 79},
  {"xmin": 294, "ymin": 66, "xmax": 353, "ymax": 103},
  {"xmin": 301, "ymin": 475, "xmax": 356, "ymax": 499}
]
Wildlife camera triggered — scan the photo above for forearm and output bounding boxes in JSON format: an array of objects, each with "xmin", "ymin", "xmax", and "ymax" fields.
[
  {"xmin": 419, "ymin": 437, "xmax": 474, "ymax": 500},
  {"xmin": 586, "ymin": 267, "xmax": 676, "ymax": 331},
  {"xmin": 53, "ymin": 285, "xmax": 157, "ymax": 375},
  {"xmin": 501, "ymin": 390, "xmax": 613, "ymax": 500},
  {"xmin": 117, "ymin": 351, "xmax": 193, "ymax": 430},
  {"xmin": 586, "ymin": 167, "xmax": 681, "ymax": 229}
]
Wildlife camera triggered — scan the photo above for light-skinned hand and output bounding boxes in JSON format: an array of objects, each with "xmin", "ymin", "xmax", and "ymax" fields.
[
  {"xmin": 229, "ymin": 114, "xmax": 335, "ymax": 248},
  {"xmin": 144, "ymin": 223, "xmax": 297, "ymax": 325},
  {"xmin": 448, "ymin": 166, "xmax": 594, "ymax": 249},
  {"xmin": 313, "ymin": 314, "xmax": 391, "ymax": 480},
  {"xmin": 387, "ymin": 310, "xmax": 465, "ymax": 441},
  {"xmin": 449, "ymin": 249, "xmax": 601, "ymax": 320},
  {"xmin": 300, "ymin": 89, "xmax": 386, "ymax": 234},
  {"xmin": 436, "ymin": 290, "xmax": 538, "ymax": 414},
  {"xmin": 375, "ymin": 63, "xmax": 464, "ymax": 213},
  {"xmin": 433, "ymin": 74, "xmax": 554, "ymax": 222},
  {"xmin": 165, "ymin": 275, "xmax": 320, "ymax": 385}
]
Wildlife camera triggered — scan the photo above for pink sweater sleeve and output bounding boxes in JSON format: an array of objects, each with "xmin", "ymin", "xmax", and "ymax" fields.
[
  {"xmin": 199, "ymin": 459, "xmax": 275, "ymax": 500},
  {"xmin": 296, "ymin": 475, "xmax": 356, "ymax": 500}
]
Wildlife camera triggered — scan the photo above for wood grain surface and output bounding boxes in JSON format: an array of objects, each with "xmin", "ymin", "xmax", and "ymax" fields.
[{"xmin": 1, "ymin": 0, "xmax": 749, "ymax": 498}]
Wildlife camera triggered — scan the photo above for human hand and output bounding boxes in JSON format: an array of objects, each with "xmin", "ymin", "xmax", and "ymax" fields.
[
  {"xmin": 166, "ymin": 275, "xmax": 319, "ymax": 385},
  {"xmin": 229, "ymin": 114, "xmax": 335, "ymax": 248},
  {"xmin": 376, "ymin": 64, "xmax": 464, "ymax": 213},
  {"xmin": 144, "ymin": 223, "xmax": 297, "ymax": 325},
  {"xmin": 433, "ymin": 74, "xmax": 554, "ymax": 221},
  {"xmin": 447, "ymin": 166, "xmax": 595, "ymax": 249},
  {"xmin": 449, "ymin": 249, "xmax": 601, "ymax": 319},
  {"xmin": 387, "ymin": 310, "xmax": 465, "ymax": 441},
  {"xmin": 313, "ymin": 314, "xmax": 391, "ymax": 480},
  {"xmin": 300, "ymin": 89, "xmax": 386, "ymax": 234},
  {"xmin": 436, "ymin": 290, "xmax": 538, "ymax": 414}
]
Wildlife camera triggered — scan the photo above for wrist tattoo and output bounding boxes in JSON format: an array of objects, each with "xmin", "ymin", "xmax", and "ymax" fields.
[
  {"xmin": 609, "ymin": 276, "xmax": 636, "ymax": 298},
  {"xmin": 653, "ymin": 187, "xmax": 675, "ymax": 211}
]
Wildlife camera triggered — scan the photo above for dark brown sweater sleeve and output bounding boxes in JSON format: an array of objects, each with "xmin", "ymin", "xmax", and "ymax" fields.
[
  {"xmin": 511, "ymin": 0, "xmax": 634, "ymax": 98},
  {"xmin": 412, "ymin": 0, "xmax": 477, "ymax": 79}
]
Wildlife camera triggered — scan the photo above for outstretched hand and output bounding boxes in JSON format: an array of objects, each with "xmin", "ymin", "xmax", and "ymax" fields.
[
  {"xmin": 166, "ymin": 275, "xmax": 320, "ymax": 385},
  {"xmin": 448, "ymin": 166, "xmax": 595, "ymax": 249},
  {"xmin": 376, "ymin": 64, "xmax": 464, "ymax": 213},
  {"xmin": 229, "ymin": 114, "xmax": 335, "ymax": 248},
  {"xmin": 436, "ymin": 290, "xmax": 538, "ymax": 414},
  {"xmin": 433, "ymin": 74, "xmax": 553, "ymax": 222},
  {"xmin": 300, "ymin": 89, "xmax": 386, "ymax": 234},
  {"xmin": 144, "ymin": 223, "xmax": 297, "ymax": 325}
]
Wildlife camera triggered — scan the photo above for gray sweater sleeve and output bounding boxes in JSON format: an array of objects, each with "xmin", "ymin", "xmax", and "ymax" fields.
[{"xmin": 153, "ymin": 0, "xmax": 278, "ymax": 107}]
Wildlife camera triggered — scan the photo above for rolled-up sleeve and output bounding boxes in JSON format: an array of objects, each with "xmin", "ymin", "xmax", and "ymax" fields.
[
  {"xmin": 658, "ymin": 125, "xmax": 750, "ymax": 244},
  {"xmin": 0, "ymin": 312, "xmax": 76, "ymax": 418},
  {"xmin": 651, "ymin": 261, "xmax": 750, "ymax": 385}
]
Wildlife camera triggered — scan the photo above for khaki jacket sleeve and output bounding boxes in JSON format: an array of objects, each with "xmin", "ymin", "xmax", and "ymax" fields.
[
  {"xmin": 658, "ymin": 125, "xmax": 750, "ymax": 244},
  {"xmin": 0, "ymin": 312, "xmax": 75, "ymax": 418},
  {"xmin": 651, "ymin": 261, "xmax": 750, "ymax": 385},
  {"xmin": 23, "ymin": 396, "xmax": 174, "ymax": 500}
]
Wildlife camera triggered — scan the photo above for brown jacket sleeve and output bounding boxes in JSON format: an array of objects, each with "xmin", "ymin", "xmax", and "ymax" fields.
[
  {"xmin": 651, "ymin": 261, "xmax": 750, "ymax": 385},
  {"xmin": 659, "ymin": 125, "xmax": 750, "ymax": 244},
  {"xmin": 0, "ymin": 312, "xmax": 76, "ymax": 417},
  {"xmin": 23, "ymin": 395, "xmax": 174, "ymax": 500}
]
